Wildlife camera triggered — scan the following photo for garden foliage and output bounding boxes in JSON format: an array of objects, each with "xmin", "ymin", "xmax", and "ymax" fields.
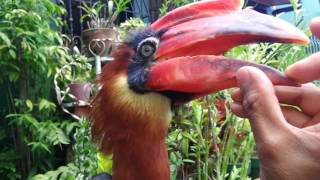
[{"xmin": 0, "ymin": 0, "xmax": 97, "ymax": 179}]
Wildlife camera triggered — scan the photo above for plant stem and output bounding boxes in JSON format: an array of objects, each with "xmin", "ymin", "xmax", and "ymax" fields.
[{"xmin": 206, "ymin": 96, "xmax": 221, "ymax": 180}]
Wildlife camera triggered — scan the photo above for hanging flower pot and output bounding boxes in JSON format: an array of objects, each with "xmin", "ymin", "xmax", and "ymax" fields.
[
  {"xmin": 68, "ymin": 82, "xmax": 93, "ymax": 118},
  {"xmin": 81, "ymin": 28, "xmax": 118, "ymax": 57},
  {"xmin": 68, "ymin": 82, "xmax": 93, "ymax": 103}
]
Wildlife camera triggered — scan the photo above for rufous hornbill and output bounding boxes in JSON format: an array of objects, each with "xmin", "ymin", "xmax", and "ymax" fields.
[{"xmin": 90, "ymin": 0, "xmax": 309, "ymax": 179}]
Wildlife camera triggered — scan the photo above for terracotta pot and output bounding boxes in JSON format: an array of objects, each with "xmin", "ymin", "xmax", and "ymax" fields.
[
  {"xmin": 68, "ymin": 83, "xmax": 93, "ymax": 102},
  {"xmin": 252, "ymin": 0, "xmax": 290, "ymax": 6},
  {"xmin": 81, "ymin": 28, "xmax": 118, "ymax": 57}
]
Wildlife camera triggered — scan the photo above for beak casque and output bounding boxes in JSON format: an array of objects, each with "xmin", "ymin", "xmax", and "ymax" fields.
[{"xmin": 146, "ymin": 0, "xmax": 309, "ymax": 98}]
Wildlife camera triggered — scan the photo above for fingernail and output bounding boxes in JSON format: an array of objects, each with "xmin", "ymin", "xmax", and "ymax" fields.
[
  {"xmin": 236, "ymin": 67, "xmax": 252, "ymax": 93},
  {"xmin": 310, "ymin": 17, "xmax": 320, "ymax": 38}
]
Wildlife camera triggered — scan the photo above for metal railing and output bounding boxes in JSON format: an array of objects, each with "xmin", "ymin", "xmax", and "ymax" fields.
[{"xmin": 307, "ymin": 35, "xmax": 320, "ymax": 54}]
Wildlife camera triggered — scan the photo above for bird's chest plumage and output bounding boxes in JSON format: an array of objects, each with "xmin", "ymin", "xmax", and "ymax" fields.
[
  {"xmin": 91, "ymin": 75, "xmax": 171, "ymax": 180},
  {"xmin": 111, "ymin": 75, "xmax": 172, "ymax": 130}
]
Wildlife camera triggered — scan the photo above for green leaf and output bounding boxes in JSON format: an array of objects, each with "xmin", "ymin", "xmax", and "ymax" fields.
[
  {"xmin": 62, "ymin": 121, "xmax": 79, "ymax": 135},
  {"xmin": 8, "ymin": 72, "xmax": 19, "ymax": 82},
  {"xmin": 181, "ymin": 137, "xmax": 189, "ymax": 157},
  {"xmin": 170, "ymin": 152, "xmax": 177, "ymax": 162},
  {"xmin": 5, "ymin": 114, "xmax": 20, "ymax": 119},
  {"xmin": 182, "ymin": 159, "xmax": 195, "ymax": 164},
  {"xmin": 9, "ymin": 49, "xmax": 16, "ymax": 59},
  {"xmin": 0, "ymin": 45, "xmax": 8, "ymax": 50},
  {"xmin": 0, "ymin": 32, "xmax": 11, "ymax": 46},
  {"xmin": 37, "ymin": 52, "xmax": 46, "ymax": 63},
  {"xmin": 213, "ymin": 127, "xmax": 221, "ymax": 136},
  {"xmin": 6, "ymin": 113, "xmax": 39, "ymax": 130},
  {"xmin": 191, "ymin": 101, "xmax": 202, "ymax": 124},
  {"xmin": 108, "ymin": 0, "xmax": 114, "ymax": 15},
  {"xmin": 38, "ymin": 99, "xmax": 56, "ymax": 111},
  {"xmin": 26, "ymin": 99, "xmax": 33, "ymax": 111},
  {"xmin": 28, "ymin": 142, "xmax": 51, "ymax": 154},
  {"xmin": 46, "ymin": 124, "xmax": 70, "ymax": 145},
  {"xmin": 47, "ymin": 67, "xmax": 52, "ymax": 78}
]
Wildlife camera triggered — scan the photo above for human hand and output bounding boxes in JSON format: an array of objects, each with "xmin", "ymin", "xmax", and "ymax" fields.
[{"xmin": 230, "ymin": 17, "xmax": 320, "ymax": 180}]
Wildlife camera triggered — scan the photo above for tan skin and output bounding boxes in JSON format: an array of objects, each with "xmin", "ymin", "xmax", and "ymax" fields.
[{"xmin": 231, "ymin": 17, "xmax": 320, "ymax": 180}]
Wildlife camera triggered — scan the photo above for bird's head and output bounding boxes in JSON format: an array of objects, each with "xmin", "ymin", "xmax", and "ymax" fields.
[{"xmin": 91, "ymin": 0, "xmax": 309, "ymax": 148}]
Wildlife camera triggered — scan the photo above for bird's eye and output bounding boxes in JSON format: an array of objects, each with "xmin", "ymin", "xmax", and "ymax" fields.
[
  {"xmin": 140, "ymin": 43, "xmax": 155, "ymax": 58},
  {"xmin": 137, "ymin": 37, "xmax": 159, "ymax": 58}
]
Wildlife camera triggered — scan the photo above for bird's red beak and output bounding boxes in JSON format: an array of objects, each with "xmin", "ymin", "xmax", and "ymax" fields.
[{"xmin": 146, "ymin": 0, "xmax": 309, "ymax": 100}]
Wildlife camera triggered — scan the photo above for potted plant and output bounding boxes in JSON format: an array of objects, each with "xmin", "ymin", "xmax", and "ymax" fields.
[
  {"xmin": 68, "ymin": 82, "xmax": 92, "ymax": 104},
  {"xmin": 118, "ymin": 17, "xmax": 146, "ymax": 40},
  {"xmin": 59, "ymin": 53, "xmax": 94, "ymax": 117},
  {"xmin": 67, "ymin": 54, "xmax": 94, "ymax": 104},
  {"xmin": 55, "ymin": 51, "xmax": 94, "ymax": 107},
  {"xmin": 79, "ymin": 0, "xmax": 130, "ymax": 57}
]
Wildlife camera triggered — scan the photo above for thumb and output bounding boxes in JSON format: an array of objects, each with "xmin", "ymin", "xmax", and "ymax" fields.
[
  {"xmin": 236, "ymin": 67, "xmax": 288, "ymax": 141},
  {"xmin": 310, "ymin": 17, "xmax": 320, "ymax": 39}
]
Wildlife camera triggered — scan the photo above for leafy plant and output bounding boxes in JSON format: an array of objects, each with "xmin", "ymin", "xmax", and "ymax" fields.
[
  {"xmin": 159, "ymin": 0, "xmax": 198, "ymax": 16},
  {"xmin": 59, "ymin": 52, "xmax": 93, "ymax": 83},
  {"xmin": 31, "ymin": 163, "xmax": 78, "ymax": 180},
  {"xmin": 53, "ymin": 51, "xmax": 94, "ymax": 109},
  {"xmin": 97, "ymin": 152, "xmax": 113, "ymax": 175},
  {"xmin": 0, "ymin": 0, "xmax": 67, "ymax": 83},
  {"xmin": 79, "ymin": 0, "xmax": 131, "ymax": 29},
  {"xmin": 118, "ymin": 17, "xmax": 145, "ymax": 40},
  {"xmin": 0, "ymin": 148, "xmax": 20, "ymax": 180},
  {"xmin": 6, "ymin": 98, "xmax": 78, "ymax": 175},
  {"xmin": 73, "ymin": 117, "xmax": 99, "ymax": 179},
  {"xmin": 31, "ymin": 118, "xmax": 99, "ymax": 180},
  {"xmin": 168, "ymin": 95, "xmax": 255, "ymax": 180},
  {"xmin": 0, "ymin": 0, "xmax": 89, "ymax": 178}
]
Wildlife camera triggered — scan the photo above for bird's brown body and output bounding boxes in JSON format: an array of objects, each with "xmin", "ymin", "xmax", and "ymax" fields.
[{"xmin": 89, "ymin": 1, "xmax": 309, "ymax": 179}]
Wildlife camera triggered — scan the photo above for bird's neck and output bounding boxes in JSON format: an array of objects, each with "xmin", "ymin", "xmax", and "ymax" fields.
[
  {"xmin": 112, "ymin": 135, "xmax": 170, "ymax": 180},
  {"xmin": 91, "ymin": 73, "xmax": 173, "ymax": 180}
]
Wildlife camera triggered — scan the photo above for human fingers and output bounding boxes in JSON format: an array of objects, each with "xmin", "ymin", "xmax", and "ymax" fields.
[
  {"xmin": 285, "ymin": 52, "xmax": 320, "ymax": 83},
  {"xmin": 230, "ymin": 102, "xmax": 246, "ymax": 118},
  {"xmin": 285, "ymin": 17, "xmax": 320, "ymax": 82},
  {"xmin": 236, "ymin": 67, "xmax": 288, "ymax": 141},
  {"xmin": 275, "ymin": 84, "xmax": 320, "ymax": 116},
  {"xmin": 231, "ymin": 88, "xmax": 242, "ymax": 102},
  {"xmin": 281, "ymin": 106, "xmax": 310, "ymax": 128},
  {"xmin": 310, "ymin": 17, "xmax": 320, "ymax": 38},
  {"xmin": 231, "ymin": 101, "xmax": 311, "ymax": 128},
  {"xmin": 304, "ymin": 113, "xmax": 320, "ymax": 132}
]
